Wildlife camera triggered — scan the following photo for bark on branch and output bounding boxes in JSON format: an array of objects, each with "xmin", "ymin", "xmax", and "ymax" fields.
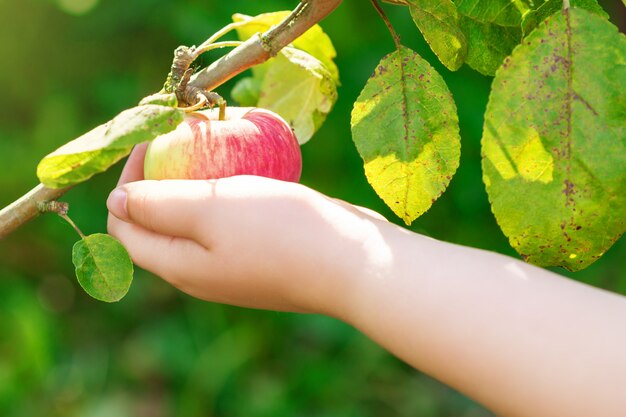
[
  {"xmin": 0, "ymin": 185, "xmax": 70, "ymax": 239},
  {"xmin": 185, "ymin": 0, "xmax": 342, "ymax": 96},
  {"xmin": 0, "ymin": 0, "xmax": 343, "ymax": 240}
]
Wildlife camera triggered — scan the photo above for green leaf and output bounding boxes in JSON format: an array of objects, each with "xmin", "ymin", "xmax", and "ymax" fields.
[
  {"xmin": 231, "ymin": 77, "xmax": 262, "ymax": 107},
  {"xmin": 37, "ymin": 105, "xmax": 184, "ymax": 188},
  {"xmin": 351, "ymin": 46, "xmax": 461, "ymax": 225},
  {"xmin": 521, "ymin": 0, "xmax": 608, "ymax": 36},
  {"xmin": 458, "ymin": 16, "xmax": 522, "ymax": 76},
  {"xmin": 231, "ymin": 12, "xmax": 340, "ymax": 143},
  {"xmin": 138, "ymin": 92, "xmax": 179, "ymax": 107},
  {"xmin": 455, "ymin": 0, "xmax": 524, "ymax": 75},
  {"xmin": 407, "ymin": 0, "xmax": 468, "ymax": 71},
  {"xmin": 456, "ymin": 0, "xmax": 526, "ymax": 26},
  {"xmin": 233, "ymin": 11, "xmax": 339, "ymax": 84},
  {"xmin": 72, "ymin": 233, "xmax": 133, "ymax": 302},
  {"xmin": 482, "ymin": 9, "xmax": 626, "ymax": 270},
  {"xmin": 258, "ymin": 47, "xmax": 338, "ymax": 144}
]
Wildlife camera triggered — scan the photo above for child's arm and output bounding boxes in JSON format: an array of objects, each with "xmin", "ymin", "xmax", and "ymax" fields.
[
  {"xmin": 348, "ymin": 227, "xmax": 626, "ymax": 417},
  {"xmin": 108, "ymin": 144, "xmax": 626, "ymax": 417}
]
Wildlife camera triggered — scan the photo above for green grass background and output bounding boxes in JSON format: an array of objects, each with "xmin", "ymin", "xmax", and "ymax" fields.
[{"xmin": 0, "ymin": 0, "xmax": 624, "ymax": 415}]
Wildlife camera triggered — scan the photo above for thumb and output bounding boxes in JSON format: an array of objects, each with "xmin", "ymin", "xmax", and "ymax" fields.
[{"xmin": 107, "ymin": 179, "xmax": 216, "ymax": 242}]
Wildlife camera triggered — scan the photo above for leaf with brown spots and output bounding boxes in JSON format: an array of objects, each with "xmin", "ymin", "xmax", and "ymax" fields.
[
  {"xmin": 37, "ymin": 105, "xmax": 184, "ymax": 188},
  {"xmin": 482, "ymin": 8, "xmax": 626, "ymax": 270},
  {"xmin": 351, "ymin": 46, "xmax": 461, "ymax": 225},
  {"xmin": 406, "ymin": 0, "xmax": 468, "ymax": 71},
  {"xmin": 521, "ymin": 0, "xmax": 608, "ymax": 36},
  {"xmin": 454, "ymin": 0, "xmax": 526, "ymax": 76}
]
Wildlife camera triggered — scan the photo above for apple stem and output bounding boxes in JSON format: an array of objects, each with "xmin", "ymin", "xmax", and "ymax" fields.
[{"xmin": 219, "ymin": 100, "xmax": 227, "ymax": 121}]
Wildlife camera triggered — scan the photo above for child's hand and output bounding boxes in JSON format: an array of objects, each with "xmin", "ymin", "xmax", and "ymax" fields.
[
  {"xmin": 107, "ymin": 143, "xmax": 387, "ymax": 317},
  {"xmin": 108, "ymin": 144, "xmax": 626, "ymax": 417}
]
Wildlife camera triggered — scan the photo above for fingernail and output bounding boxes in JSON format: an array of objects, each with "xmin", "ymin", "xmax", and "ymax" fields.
[{"xmin": 107, "ymin": 188, "xmax": 128, "ymax": 220}]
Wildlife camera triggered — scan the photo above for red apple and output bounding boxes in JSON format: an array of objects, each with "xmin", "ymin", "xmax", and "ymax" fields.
[{"xmin": 144, "ymin": 107, "xmax": 301, "ymax": 182}]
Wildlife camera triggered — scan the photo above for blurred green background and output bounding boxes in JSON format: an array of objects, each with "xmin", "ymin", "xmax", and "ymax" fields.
[{"xmin": 0, "ymin": 0, "xmax": 624, "ymax": 415}]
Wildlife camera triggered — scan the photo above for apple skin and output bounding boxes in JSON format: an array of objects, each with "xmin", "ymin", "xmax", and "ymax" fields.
[{"xmin": 144, "ymin": 107, "xmax": 301, "ymax": 182}]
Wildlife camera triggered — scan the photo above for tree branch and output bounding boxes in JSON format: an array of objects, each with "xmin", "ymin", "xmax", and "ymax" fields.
[
  {"xmin": 0, "ymin": 184, "xmax": 70, "ymax": 239},
  {"xmin": 0, "ymin": 0, "xmax": 343, "ymax": 239},
  {"xmin": 183, "ymin": 0, "xmax": 343, "ymax": 101}
]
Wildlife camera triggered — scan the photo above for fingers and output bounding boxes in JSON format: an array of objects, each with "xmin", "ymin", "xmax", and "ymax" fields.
[
  {"xmin": 118, "ymin": 142, "xmax": 149, "ymax": 185},
  {"xmin": 107, "ymin": 179, "xmax": 217, "ymax": 243},
  {"xmin": 107, "ymin": 216, "xmax": 210, "ymax": 293},
  {"xmin": 107, "ymin": 173, "xmax": 388, "ymax": 245}
]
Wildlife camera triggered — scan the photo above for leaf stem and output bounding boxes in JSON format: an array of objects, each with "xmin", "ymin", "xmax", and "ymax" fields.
[
  {"xmin": 195, "ymin": 21, "xmax": 248, "ymax": 54},
  {"xmin": 370, "ymin": 0, "xmax": 401, "ymax": 50},
  {"xmin": 563, "ymin": 0, "xmax": 570, "ymax": 10},
  {"xmin": 192, "ymin": 41, "xmax": 244, "ymax": 59},
  {"xmin": 179, "ymin": 95, "xmax": 208, "ymax": 112},
  {"xmin": 59, "ymin": 213, "xmax": 85, "ymax": 239},
  {"xmin": 37, "ymin": 199, "xmax": 85, "ymax": 239}
]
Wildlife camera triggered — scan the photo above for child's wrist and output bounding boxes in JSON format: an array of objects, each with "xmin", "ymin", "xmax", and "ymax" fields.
[
  {"xmin": 320, "ymin": 219, "xmax": 403, "ymax": 323},
  {"xmin": 278, "ymin": 198, "xmax": 396, "ymax": 320}
]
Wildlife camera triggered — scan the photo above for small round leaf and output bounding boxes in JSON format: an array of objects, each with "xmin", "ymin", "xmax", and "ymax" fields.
[{"xmin": 72, "ymin": 233, "xmax": 134, "ymax": 302}]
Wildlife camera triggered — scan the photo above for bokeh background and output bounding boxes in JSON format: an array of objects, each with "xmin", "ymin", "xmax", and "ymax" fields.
[{"xmin": 1, "ymin": 0, "xmax": 624, "ymax": 415}]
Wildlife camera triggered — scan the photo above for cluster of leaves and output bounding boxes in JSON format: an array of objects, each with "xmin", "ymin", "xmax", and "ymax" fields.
[
  {"xmin": 392, "ymin": 0, "xmax": 609, "ymax": 75},
  {"xmin": 223, "ymin": 2, "xmax": 624, "ymax": 273},
  {"xmin": 347, "ymin": 0, "xmax": 625, "ymax": 271}
]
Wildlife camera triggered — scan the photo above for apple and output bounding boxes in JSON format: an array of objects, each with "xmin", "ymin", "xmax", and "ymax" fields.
[{"xmin": 144, "ymin": 107, "xmax": 301, "ymax": 182}]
